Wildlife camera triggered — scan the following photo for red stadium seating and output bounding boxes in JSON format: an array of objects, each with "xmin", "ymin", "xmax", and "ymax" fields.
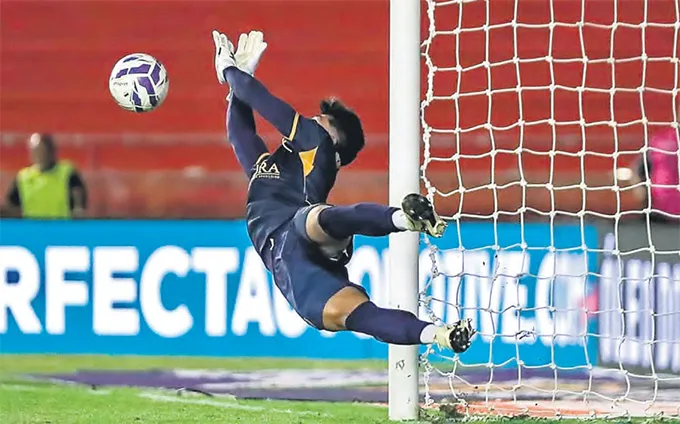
[{"xmin": 1, "ymin": 0, "xmax": 675, "ymax": 218}]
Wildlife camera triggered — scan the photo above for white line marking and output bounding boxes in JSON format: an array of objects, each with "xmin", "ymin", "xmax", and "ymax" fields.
[
  {"xmin": 138, "ymin": 392, "xmax": 330, "ymax": 417},
  {"xmin": 2, "ymin": 382, "xmax": 110, "ymax": 396},
  {"xmin": 0, "ymin": 384, "xmax": 40, "ymax": 392}
]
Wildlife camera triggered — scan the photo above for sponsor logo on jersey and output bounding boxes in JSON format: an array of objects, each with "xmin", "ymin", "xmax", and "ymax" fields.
[{"xmin": 252, "ymin": 160, "xmax": 280, "ymax": 180}]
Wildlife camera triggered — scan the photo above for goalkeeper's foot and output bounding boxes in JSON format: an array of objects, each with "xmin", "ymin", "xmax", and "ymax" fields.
[
  {"xmin": 401, "ymin": 193, "xmax": 447, "ymax": 238},
  {"xmin": 433, "ymin": 319, "xmax": 475, "ymax": 353}
]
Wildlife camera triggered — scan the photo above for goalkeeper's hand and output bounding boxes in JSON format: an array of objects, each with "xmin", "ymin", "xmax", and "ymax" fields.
[
  {"xmin": 234, "ymin": 31, "xmax": 268, "ymax": 76},
  {"xmin": 212, "ymin": 30, "xmax": 236, "ymax": 84}
]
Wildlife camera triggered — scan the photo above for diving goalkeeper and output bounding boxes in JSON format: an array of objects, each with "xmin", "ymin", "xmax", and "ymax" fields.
[{"xmin": 212, "ymin": 29, "xmax": 475, "ymax": 352}]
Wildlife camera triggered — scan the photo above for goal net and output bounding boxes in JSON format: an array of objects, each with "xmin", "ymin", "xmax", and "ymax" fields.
[{"xmin": 417, "ymin": 0, "xmax": 680, "ymax": 418}]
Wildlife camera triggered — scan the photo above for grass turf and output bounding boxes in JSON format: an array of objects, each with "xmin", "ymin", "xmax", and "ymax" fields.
[
  {"xmin": 0, "ymin": 355, "xmax": 671, "ymax": 423},
  {"xmin": 0, "ymin": 354, "xmax": 386, "ymax": 374},
  {"xmin": 1, "ymin": 381, "xmax": 392, "ymax": 424},
  {"xmin": 0, "ymin": 355, "xmax": 396, "ymax": 424}
]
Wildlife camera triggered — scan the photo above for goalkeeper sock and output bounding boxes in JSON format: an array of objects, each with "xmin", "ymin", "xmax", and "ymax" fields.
[
  {"xmin": 344, "ymin": 301, "xmax": 432, "ymax": 345},
  {"xmin": 317, "ymin": 203, "xmax": 404, "ymax": 240}
]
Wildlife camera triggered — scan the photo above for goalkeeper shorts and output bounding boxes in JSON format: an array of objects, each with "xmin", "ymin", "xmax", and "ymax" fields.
[{"xmin": 267, "ymin": 206, "xmax": 368, "ymax": 330}]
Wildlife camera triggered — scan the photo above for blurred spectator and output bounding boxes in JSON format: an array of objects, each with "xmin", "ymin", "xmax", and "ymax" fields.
[
  {"xmin": 617, "ymin": 100, "xmax": 679, "ymax": 221},
  {"xmin": 1, "ymin": 133, "xmax": 87, "ymax": 218}
]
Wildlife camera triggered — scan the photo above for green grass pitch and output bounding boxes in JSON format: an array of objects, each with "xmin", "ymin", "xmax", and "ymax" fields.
[{"xmin": 0, "ymin": 355, "xmax": 670, "ymax": 423}]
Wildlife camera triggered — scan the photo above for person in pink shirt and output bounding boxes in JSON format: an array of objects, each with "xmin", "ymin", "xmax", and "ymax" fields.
[
  {"xmin": 646, "ymin": 126, "xmax": 680, "ymax": 217},
  {"xmin": 618, "ymin": 100, "xmax": 679, "ymax": 220}
]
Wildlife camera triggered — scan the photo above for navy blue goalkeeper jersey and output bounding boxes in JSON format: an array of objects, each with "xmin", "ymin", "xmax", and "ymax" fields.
[{"xmin": 245, "ymin": 114, "xmax": 339, "ymax": 255}]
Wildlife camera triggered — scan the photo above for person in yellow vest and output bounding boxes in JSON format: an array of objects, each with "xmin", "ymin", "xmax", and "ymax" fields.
[{"xmin": 1, "ymin": 133, "xmax": 87, "ymax": 218}]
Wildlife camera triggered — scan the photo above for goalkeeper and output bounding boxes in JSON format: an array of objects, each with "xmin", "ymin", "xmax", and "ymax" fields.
[{"xmin": 211, "ymin": 29, "xmax": 474, "ymax": 352}]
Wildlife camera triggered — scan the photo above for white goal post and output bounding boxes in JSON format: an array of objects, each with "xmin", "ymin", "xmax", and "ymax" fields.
[
  {"xmin": 388, "ymin": 0, "xmax": 422, "ymax": 420},
  {"xmin": 388, "ymin": 0, "xmax": 679, "ymax": 420}
]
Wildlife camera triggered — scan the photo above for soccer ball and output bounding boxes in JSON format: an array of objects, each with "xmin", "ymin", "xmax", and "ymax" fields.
[{"xmin": 108, "ymin": 53, "xmax": 169, "ymax": 112}]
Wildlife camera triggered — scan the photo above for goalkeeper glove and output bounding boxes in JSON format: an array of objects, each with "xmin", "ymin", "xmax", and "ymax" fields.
[
  {"xmin": 234, "ymin": 30, "xmax": 268, "ymax": 76},
  {"xmin": 212, "ymin": 30, "xmax": 236, "ymax": 84}
]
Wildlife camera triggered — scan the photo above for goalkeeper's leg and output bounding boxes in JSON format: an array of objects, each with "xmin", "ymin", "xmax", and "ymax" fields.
[
  {"xmin": 306, "ymin": 193, "xmax": 447, "ymax": 244},
  {"xmin": 323, "ymin": 286, "xmax": 474, "ymax": 353}
]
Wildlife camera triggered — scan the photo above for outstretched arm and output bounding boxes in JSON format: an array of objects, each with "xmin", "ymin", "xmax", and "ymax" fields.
[
  {"xmin": 228, "ymin": 95, "xmax": 269, "ymax": 177},
  {"xmin": 224, "ymin": 67, "xmax": 321, "ymax": 149},
  {"xmin": 213, "ymin": 30, "xmax": 320, "ymax": 149},
  {"xmin": 224, "ymin": 67, "xmax": 298, "ymax": 139}
]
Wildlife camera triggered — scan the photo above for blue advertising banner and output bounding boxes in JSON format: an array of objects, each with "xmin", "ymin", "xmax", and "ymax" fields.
[{"xmin": 0, "ymin": 220, "xmax": 598, "ymax": 366}]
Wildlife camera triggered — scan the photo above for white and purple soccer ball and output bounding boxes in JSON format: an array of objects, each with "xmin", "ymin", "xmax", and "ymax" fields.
[{"xmin": 108, "ymin": 53, "xmax": 169, "ymax": 113}]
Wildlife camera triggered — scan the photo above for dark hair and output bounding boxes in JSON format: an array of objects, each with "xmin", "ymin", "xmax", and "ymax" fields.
[
  {"xmin": 30, "ymin": 133, "xmax": 56, "ymax": 155},
  {"xmin": 635, "ymin": 154, "xmax": 670, "ymax": 223},
  {"xmin": 636, "ymin": 154, "xmax": 652, "ymax": 182},
  {"xmin": 320, "ymin": 98, "xmax": 365, "ymax": 166},
  {"xmin": 40, "ymin": 133, "xmax": 56, "ymax": 154}
]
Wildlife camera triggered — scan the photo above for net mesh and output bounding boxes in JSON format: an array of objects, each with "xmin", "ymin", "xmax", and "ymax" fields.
[{"xmin": 419, "ymin": 0, "xmax": 680, "ymax": 418}]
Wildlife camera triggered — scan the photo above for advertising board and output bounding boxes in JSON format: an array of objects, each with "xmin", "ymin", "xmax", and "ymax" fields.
[
  {"xmin": 595, "ymin": 220, "xmax": 680, "ymax": 373},
  {"xmin": 1, "ymin": 220, "xmax": 598, "ymax": 367}
]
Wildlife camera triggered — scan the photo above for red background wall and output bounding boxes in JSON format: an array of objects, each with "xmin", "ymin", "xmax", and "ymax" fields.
[{"xmin": 1, "ymin": 0, "xmax": 677, "ymax": 218}]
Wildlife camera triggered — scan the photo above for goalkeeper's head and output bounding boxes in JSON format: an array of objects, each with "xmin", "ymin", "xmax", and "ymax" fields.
[{"xmin": 316, "ymin": 98, "xmax": 365, "ymax": 166}]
